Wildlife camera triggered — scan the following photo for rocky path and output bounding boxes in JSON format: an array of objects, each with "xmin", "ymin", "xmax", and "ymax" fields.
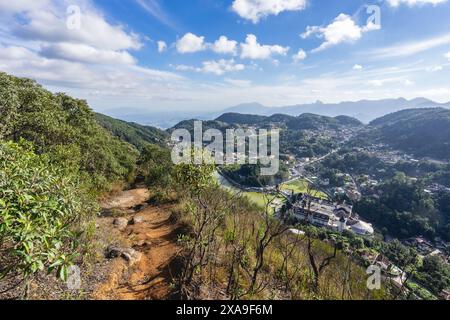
[{"xmin": 93, "ymin": 188, "xmax": 181, "ymax": 300}]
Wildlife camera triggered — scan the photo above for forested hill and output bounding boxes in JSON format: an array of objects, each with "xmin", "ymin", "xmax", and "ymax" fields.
[
  {"xmin": 0, "ymin": 72, "xmax": 139, "ymax": 190},
  {"xmin": 369, "ymin": 108, "xmax": 450, "ymax": 160},
  {"xmin": 215, "ymin": 112, "xmax": 363, "ymax": 130},
  {"xmin": 95, "ymin": 113, "xmax": 168, "ymax": 150}
]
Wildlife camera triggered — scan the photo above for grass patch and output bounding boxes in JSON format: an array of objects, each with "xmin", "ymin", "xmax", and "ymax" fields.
[
  {"xmin": 406, "ymin": 281, "xmax": 438, "ymax": 300},
  {"xmin": 281, "ymin": 179, "xmax": 328, "ymax": 199}
]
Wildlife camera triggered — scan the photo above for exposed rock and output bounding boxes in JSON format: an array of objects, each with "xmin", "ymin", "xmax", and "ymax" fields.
[
  {"xmin": 113, "ymin": 218, "xmax": 128, "ymax": 231},
  {"xmin": 135, "ymin": 239, "xmax": 152, "ymax": 247},
  {"xmin": 130, "ymin": 215, "xmax": 145, "ymax": 225},
  {"xmin": 121, "ymin": 249, "xmax": 143, "ymax": 266},
  {"xmin": 106, "ymin": 245, "xmax": 143, "ymax": 266}
]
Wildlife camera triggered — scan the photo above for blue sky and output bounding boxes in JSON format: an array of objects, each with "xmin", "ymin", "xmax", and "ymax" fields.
[{"xmin": 1, "ymin": 0, "xmax": 450, "ymax": 114}]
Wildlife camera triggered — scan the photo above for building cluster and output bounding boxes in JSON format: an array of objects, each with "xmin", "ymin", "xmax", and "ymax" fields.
[
  {"xmin": 403, "ymin": 236, "xmax": 449, "ymax": 262},
  {"xmin": 424, "ymin": 183, "xmax": 450, "ymax": 195},
  {"xmin": 289, "ymin": 194, "xmax": 374, "ymax": 236}
]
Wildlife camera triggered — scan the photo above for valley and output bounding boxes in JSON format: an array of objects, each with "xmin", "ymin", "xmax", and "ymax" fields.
[{"xmin": 1, "ymin": 72, "xmax": 449, "ymax": 301}]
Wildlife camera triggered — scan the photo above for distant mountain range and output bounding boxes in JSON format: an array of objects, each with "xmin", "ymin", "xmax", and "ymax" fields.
[
  {"xmin": 220, "ymin": 98, "xmax": 450, "ymax": 124},
  {"xmin": 105, "ymin": 98, "xmax": 450, "ymax": 129}
]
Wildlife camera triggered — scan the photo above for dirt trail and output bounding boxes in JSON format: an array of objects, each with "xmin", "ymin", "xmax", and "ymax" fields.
[{"xmin": 93, "ymin": 189, "xmax": 181, "ymax": 300}]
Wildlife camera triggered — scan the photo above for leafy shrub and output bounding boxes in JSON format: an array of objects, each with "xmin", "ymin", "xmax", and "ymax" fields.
[
  {"xmin": 0, "ymin": 141, "xmax": 95, "ymax": 282},
  {"xmin": 0, "ymin": 72, "xmax": 139, "ymax": 192}
]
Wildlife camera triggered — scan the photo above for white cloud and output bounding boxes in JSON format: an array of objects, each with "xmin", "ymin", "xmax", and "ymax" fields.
[
  {"xmin": 176, "ymin": 32, "xmax": 206, "ymax": 53},
  {"xmin": 301, "ymin": 14, "xmax": 379, "ymax": 52},
  {"xmin": 387, "ymin": 0, "xmax": 447, "ymax": 7},
  {"xmin": 367, "ymin": 33, "xmax": 450, "ymax": 59},
  {"xmin": 224, "ymin": 78, "xmax": 252, "ymax": 87},
  {"xmin": 40, "ymin": 43, "xmax": 136, "ymax": 65},
  {"xmin": 202, "ymin": 59, "xmax": 245, "ymax": 75},
  {"xmin": 231, "ymin": 0, "xmax": 307, "ymax": 23},
  {"xmin": 446, "ymin": 51, "xmax": 450, "ymax": 60},
  {"xmin": 212, "ymin": 36, "xmax": 238, "ymax": 55},
  {"xmin": 15, "ymin": 8, "xmax": 141, "ymax": 51},
  {"xmin": 353, "ymin": 64, "xmax": 363, "ymax": 70},
  {"xmin": 427, "ymin": 65, "xmax": 443, "ymax": 72},
  {"xmin": 0, "ymin": 44, "xmax": 182, "ymax": 85},
  {"xmin": 135, "ymin": 0, "xmax": 177, "ymax": 30},
  {"xmin": 0, "ymin": 1, "xmax": 187, "ymax": 110},
  {"xmin": 240, "ymin": 34, "xmax": 289, "ymax": 60},
  {"xmin": 292, "ymin": 49, "xmax": 307, "ymax": 62},
  {"xmin": 0, "ymin": 0, "xmax": 49, "ymax": 13},
  {"xmin": 174, "ymin": 59, "xmax": 245, "ymax": 76},
  {"xmin": 157, "ymin": 41, "xmax": 167, "ymax": 53},
  {"xmin": 368, "ymin": 77, "xmax": 414, "ymax": 87}
]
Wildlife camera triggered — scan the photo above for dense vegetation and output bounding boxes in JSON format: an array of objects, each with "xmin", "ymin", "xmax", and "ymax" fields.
[
  {"xmin": 0, "ymin": 72, "xmax": 139, "ymax": 191},
  {"xmin": 354, "ymin": 173, "xmax": 450, "ymax": 241},
  {"xmin": 95, "ymin": 113, "xmax": 168, "ymax": 150},
  {"xmin": 220, "ymin": 162, "xmax": 290, "ymax": 187},
  {"xmin": 215, "ymin": 112, "xmax": 362, "ymax": 131},
  {"xmin": 369, "ymin": 108, "xmax": 450, "ymax": 160},
  {"xmin": 0, "ymin": 141, "xmax": 94, "ymax": 291}
]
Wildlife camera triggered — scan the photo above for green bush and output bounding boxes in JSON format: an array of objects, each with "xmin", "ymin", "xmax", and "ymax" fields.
[
  {"xmin": 0, "ymin": 72, "xmax": 139, "ymax": 192},
  {"xmin": 0, "ymin": 141, "xmax": 95, "ymax": 282}
]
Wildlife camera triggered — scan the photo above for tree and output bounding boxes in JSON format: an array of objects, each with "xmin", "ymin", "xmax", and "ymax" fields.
[{"xmin": 140, "ymin": 144, "xmax": 173, "ymax": 194}]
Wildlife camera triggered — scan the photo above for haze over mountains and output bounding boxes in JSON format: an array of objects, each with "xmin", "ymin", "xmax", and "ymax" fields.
[
  {"xmin": 219, "ymin": 98, "xmax": 450, "ymax": 124},
  {"xmin": 107, "ymin": 98, "xmax": 450, "ymax": 129}
]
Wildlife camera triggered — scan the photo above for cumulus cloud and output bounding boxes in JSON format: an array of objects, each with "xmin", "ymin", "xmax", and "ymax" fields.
[
  {"xmin": 212, "ymin": 36, "xmax": 238, "ymax": 55},
  {"xmin": 202, "ymin": 59, "xmax": 245, "ymax": 75},
  {"xmin": 176, "ymin": 32, "xmax": 206, "ymax": 53},
  {"xmin": 157, "ymin": 41, "xmax": 167, "ymax": 53},
  {"xmin": 301, "ymin": 14, "xmax": 379, "ymax": 52},
  {"xmin": 387, "ymin": 0, "xmax": 447, "ymax": 7},
  {"xmin": 292, "ymin": 49, "xmax": 307, "ymax": 62},
  {"xmin": 176, "ymin": 34, "xmax": 239, "ymax": 55},
  {"xmin": 40, "ymin": 43, "xmax": 136, "ymax": 65},
  {"xmin": 240, "ymin": 34, "xmax": 289, "ymax": 60},
  {"xmin": 353, "ymin": 64, "xmax": 363, "ymax": 70},
  {"xmin": 446, "ymin": 51, "xmax": 450, "ymax": 60},
  {"xmin": 0, "ymin": 0, "xmax": 186, "ymax": 111},
  {"xmin": 15, "ymin": 8, "xmax": 141, "ymax": 51},
  {"xmin": 174, "ymin": 59, "xmax": 245, "ymax": 76},
  {"xmin": 231, "ymin": 0, "xmax": 307, "ymax": 23}
]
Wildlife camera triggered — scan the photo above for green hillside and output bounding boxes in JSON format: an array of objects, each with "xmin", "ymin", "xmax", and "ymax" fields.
[
  {"xmin": 370, "ymin": 108, "xmax": 450, "ymax": 160},
  {"xmin": 0, "ymin": 72, "xmax": 139, "ymax": 190},
  {"xmin": 213, "ymin": 112, "xmax": 362, "ymax": 130},
  {"xmin": 95, "ymin": 113, "xmax": 168, "ymax": 150}
]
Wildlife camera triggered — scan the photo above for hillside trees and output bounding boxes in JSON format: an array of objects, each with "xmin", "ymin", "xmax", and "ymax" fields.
[{"xmin": 0, "ymin": 72, "xmax": 139, "ymax": 192}]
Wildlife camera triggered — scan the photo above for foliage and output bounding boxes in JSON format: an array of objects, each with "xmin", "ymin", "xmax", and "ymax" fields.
[
  {"xmin": 95, "ymin": 113, "xmax": 168, "ymax": 151},
  {"xmin": 0, "ymin": 72, "xmax": 139, "ymax": 192},
  {"xmin": 173, "ymin": 159, "xmax": 216, "ymax": 196},
  {"xmin": 370, "ymin": 108, "xmax": 450, "ymax": 160},
  {"xmin": 415, "ymin": 255, "xmax": 450, "ymax": 295},
  {"xmin": 139, "ymin": 144, "xmax": 174, "ymax": 192},
  {"xmin": 0, "ymin": 141, "xmax": 95, "ymax": 283},
  {"xmin": 354, "ymin": 172, "xmax": 445, "ymax": 240},
  {"xmin": 220, "ymin": 162, "xmax": 289, "ymax": 187}
]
